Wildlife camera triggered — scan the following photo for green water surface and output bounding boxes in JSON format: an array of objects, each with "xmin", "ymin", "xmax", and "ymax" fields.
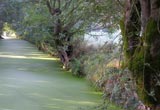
[{"xmin": 0, "ymin": 39, "xmax": 102, "ymax": 110}]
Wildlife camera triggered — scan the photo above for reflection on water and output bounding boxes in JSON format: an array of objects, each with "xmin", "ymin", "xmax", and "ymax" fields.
[{"xmin": 0, "ymin": 54, "xmax": 58, "ymax": 60}]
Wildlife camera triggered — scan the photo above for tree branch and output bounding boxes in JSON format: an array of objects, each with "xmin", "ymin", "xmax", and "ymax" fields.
[
  {"xmin": 58, "ymin": 0, "xmax": 61, "ymax": 9},
  {"xmin": 64, "ymin": 16, "xmax": 82, "ymax": 30},
  {"xmin": 116, "ymin": 0, "xmax": 124, "ymax": 8},
  {"xmin": 46, "ymin": 0, "xmax": 52, "ymax": 14},
  {"xmin": 63, "ymin": 0, "xmax": 72, "ymax": 10},
  {"xmin": 53, "ymin": 0, "xmax": 56, "ymax": 8}
]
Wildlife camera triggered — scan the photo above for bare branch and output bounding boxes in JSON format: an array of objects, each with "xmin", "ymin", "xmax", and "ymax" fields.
[
  {"xmin": 58, "ymin": 0, "xmax": 61, "ymax": 9},
  {"xmin": 116, "ymin": 0, "xmax": 124, "ymax": 8},
  {"xmin": 64, "ymin": 16, "xmax": 82, "ymax": 30},
  {"xmin": 63, "ymin": 0, "xmax": 72, "ymax": 10},
  {"xmin": 53, "ymin": 0, "xmax": 56, "ymax": 8},
  {"xmin": 46, "ymin": 0, "xmax": 52, "ymax": 14}
]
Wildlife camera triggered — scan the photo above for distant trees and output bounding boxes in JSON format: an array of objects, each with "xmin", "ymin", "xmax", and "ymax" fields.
[
  {"xmin": 121, "ymin": 0, "xmax": 160, "ymax": 108},
  {"xmin": 0, "ymin": 1, "xmax": 6, "ymax": 38},
  {"xmin": 45, "ymin": 0, "xmax": 123, "ymax": 69},
  {"xmin": 0, "ymin": 0, "xmax": 23, "ymax": 38}
]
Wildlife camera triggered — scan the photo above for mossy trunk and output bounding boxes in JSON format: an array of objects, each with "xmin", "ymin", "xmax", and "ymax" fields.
[
  {"xmin": 46, "ymin": 1, "xmax": 73, "ymax": 69},
  {"xmin": 121, "ymin": 0, "xmax": 160, "ymax": 107},
  {"xmin": 54, "ymin": 18, "xmax": 73, "ymax": 69},
  {"xmin": 143, "ymin": 19, "xmax": 160, "ymax": 107}
]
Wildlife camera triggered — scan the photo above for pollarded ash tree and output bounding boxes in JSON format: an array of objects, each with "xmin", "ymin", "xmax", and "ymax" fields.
[
  {"xmin": 45, "ymin": 0, "xmax": 98, "ymax": 69},
  {"xmin": 46, "ymin": 0, "xmax": 71, "ymax": 69},
  {"xmin": 121, "ymin": 0, "xmax": 160, "ymax": 108}
]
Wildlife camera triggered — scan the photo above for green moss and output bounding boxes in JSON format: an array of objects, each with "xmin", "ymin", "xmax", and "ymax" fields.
[
  {"xmin": 0, "ymin": 39, "xmax": 102, "ymax": 110},
  {"xmin": 132, "ymin": 18, "xmax": 160, "ymax": 106},
  {"xmin": 119, "ymin": 18, "xmax": 131, "ymax": 68},
  {"xmin": 130, "ymin": 47, "xmax": 144, "ymax": 74},
  {"xmin": 145, "ymin": 19, "xmax": 160, "ymax": 105},
  {"xmin": 145, "ymin": 19, "xmax": 157, "ymax": 44},
  {"xmin": 121, "ymin": 18, "xmax": 160, "ymax": 106},
  {"xmin": 145, "ymin": 18, "xmax": 160, "ymax": 67},
  {"xmin": 119, "ymin": 18, "xmax": 125, "ymax": 38}
]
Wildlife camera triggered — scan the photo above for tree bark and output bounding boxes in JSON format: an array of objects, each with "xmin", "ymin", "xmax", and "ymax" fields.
[
  {"xmin": 122, "ymin": 0, "xmax": 141, "ymax": 61},
  {"xmin": 121, "ymin": 0, "xmax": 160, "ymax": 107},
  {"xmin": 46, "ymin": 0, "xmax": 73, "ymax": 69},
  {"xmin": 140, "ymin": 0, "xmax": 150, "ymax": 32}
]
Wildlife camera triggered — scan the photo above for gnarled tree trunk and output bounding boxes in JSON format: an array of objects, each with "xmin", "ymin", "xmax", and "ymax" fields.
[
  {"xmin": 46, "ymin": 0, "xmax": 73, "ymax": 69},
  {"xmin": 121, "ymin": 0, "xmax": 160, "ymax": 108}
]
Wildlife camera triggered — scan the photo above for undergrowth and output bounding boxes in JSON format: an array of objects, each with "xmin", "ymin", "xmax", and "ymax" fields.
[{"xmin": 69, "ymin": 41, "xmax": 148, "ymax": 110}]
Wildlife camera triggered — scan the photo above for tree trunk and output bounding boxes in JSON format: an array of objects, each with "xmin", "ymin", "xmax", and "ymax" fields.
[
  {"xmin": 53, "ymin": 18, "xmax": 73, "ymax": 69},
  {"xmin": 46, "ymin": 0, "xmax": 73, "ymax": 69},
  {"xmin": 121, "ymin": 0, "xmax": 160, "ymax": 107}
]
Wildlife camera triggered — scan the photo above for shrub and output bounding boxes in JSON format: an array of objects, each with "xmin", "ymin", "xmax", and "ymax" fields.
[
  {"xmin": 70, "ymin": 58, "xmax": 85, "ymax": 77},
  {"xmin": 70, "ymin": 40, "xmax": 148, "ymax": 110}
]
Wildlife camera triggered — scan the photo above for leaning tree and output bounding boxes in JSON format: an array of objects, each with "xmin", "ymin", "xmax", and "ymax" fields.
[
  {"xmin": 121, "ymin": 0, "xmax": 160, "ymax": 108},
  {"xmin": 45, "ymin": 0, "xmax": 98, "ymax": 69}
]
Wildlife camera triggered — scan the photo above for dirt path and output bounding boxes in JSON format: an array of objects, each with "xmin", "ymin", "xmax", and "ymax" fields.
[{"xmin": 0, "ymin": 39, "xmax": 101, "ymax": 110}]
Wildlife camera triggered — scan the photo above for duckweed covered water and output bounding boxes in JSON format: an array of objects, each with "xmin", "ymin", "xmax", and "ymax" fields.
[{"xmin": 0, "ymin": 39, "xmax": 102, "ymax": 110}]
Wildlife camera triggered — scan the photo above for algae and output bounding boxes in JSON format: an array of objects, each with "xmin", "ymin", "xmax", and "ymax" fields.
[{"xmin": 0, "ymin": 39, "xmax": 122, "ymax": 110}]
